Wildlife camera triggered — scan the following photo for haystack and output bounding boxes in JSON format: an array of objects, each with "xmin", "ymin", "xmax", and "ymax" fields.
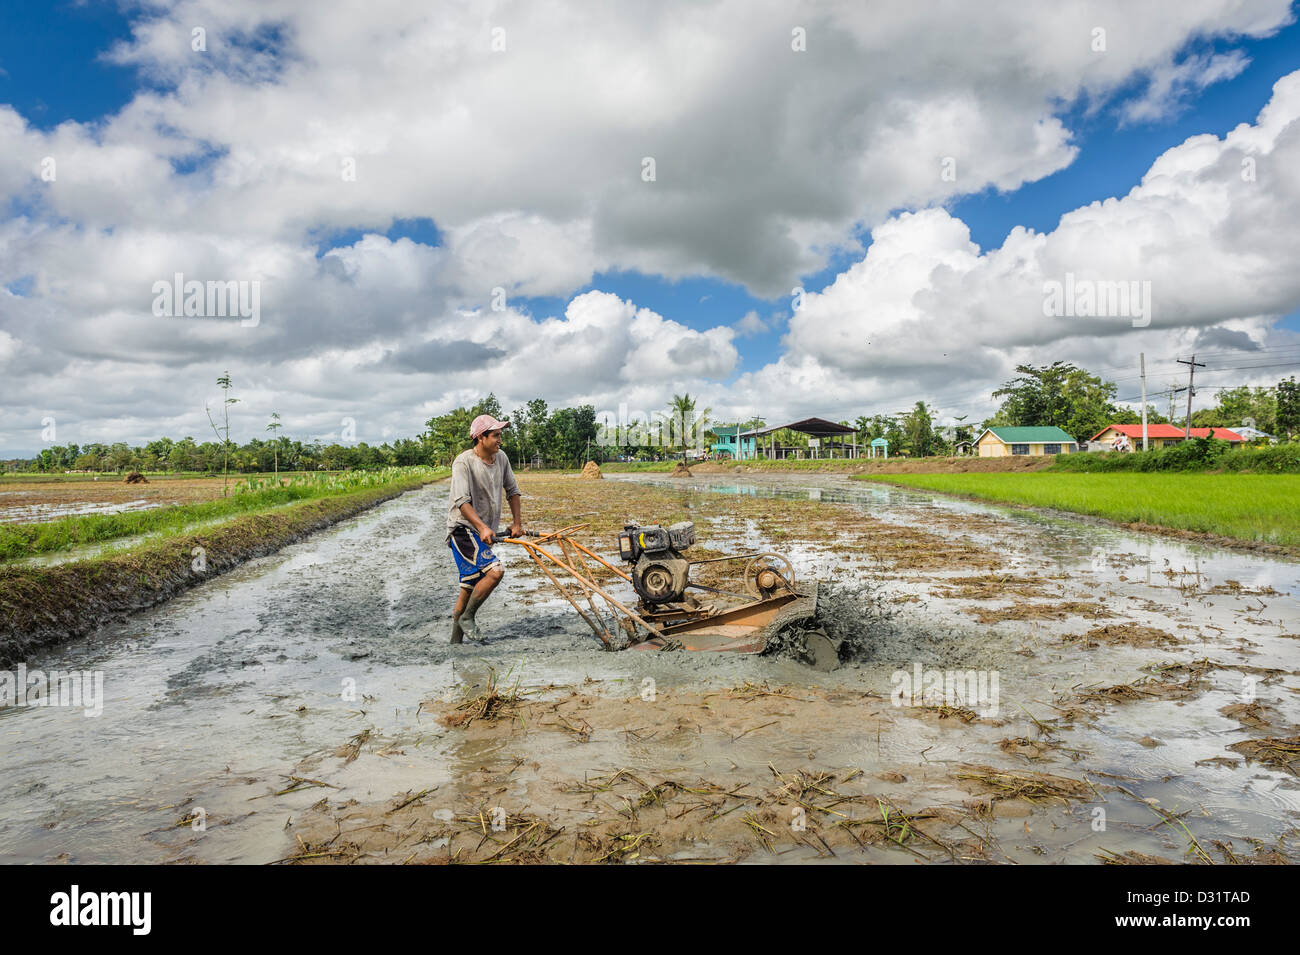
[
  {"xmin": 123, "ymin": 471, "xmax": 149, "ymax": 484},
  {"xmin": 580, "ymin": 460, "xmax": 603, "ymax": 480},
  {"xmin": 671, "ymin": 462, "xmax": 692, "ymax": 477}
]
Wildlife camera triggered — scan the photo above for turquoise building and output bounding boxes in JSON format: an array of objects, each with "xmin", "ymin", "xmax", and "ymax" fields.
[{"xmin": 710, "ymin": 425, "xmax": 758, "ymax": 459}]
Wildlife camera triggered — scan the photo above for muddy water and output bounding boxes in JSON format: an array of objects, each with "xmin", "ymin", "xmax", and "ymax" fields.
[
  {"xmin": 0, "ymin": 498, "xmax": 163, "ymax": 524},
  {"xmin": 1, "ymin": 475, "xmax": 1297, "ymax": 864}
]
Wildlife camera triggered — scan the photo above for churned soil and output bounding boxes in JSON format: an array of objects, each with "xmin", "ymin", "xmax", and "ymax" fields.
[{"xmin": 285, "ymin": 684, "xmax": 1108, "ymax": 865}]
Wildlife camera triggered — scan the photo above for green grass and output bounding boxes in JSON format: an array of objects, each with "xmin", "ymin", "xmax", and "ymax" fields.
[
  {"xmin": 1050, "ymin": 439, "xmax": 1300, "ymax": 473},
  {"xmin": 854, "ymin": 472, "xmax": 1300, "ymax": 549},
  {"xmin": 0, "ymin": 466, "xmax": 447, "ymax": 562}
]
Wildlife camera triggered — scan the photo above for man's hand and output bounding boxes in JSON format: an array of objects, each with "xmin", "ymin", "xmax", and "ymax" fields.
[
  {"xmin": 510, "ymin": 521, "xmax": 523, "ymax": 539},
  {"xmin": 478, "ymin": 523, "xmax": 496, "ymax": 546}
]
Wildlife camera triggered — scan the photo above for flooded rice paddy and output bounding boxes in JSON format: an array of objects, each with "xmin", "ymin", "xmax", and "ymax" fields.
[{"xmin": 1, "ymin": 472, "xmax": 1296, "ymax": 864}]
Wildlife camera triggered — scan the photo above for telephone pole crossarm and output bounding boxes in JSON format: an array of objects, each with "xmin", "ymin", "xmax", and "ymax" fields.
[{"xmin": 1175, "ymin": 355, "xmax": 1206, "ymax": 439}]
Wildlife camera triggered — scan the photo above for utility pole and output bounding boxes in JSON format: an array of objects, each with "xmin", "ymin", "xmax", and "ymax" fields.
[
  {"xmin": 1166, "ymin": 382, "xmax": 1186, "ymax": 424},
  {"xmin": 747, "ymin": 410, "xmax": 763, "ymax": 461},
  {"xmin": 1139, "ymin": 353, "xmax": 1148, "ymax": 451},
  {"xmin": 1176, "ymin": 355, "xmax": 1205, "ymax": 438}
]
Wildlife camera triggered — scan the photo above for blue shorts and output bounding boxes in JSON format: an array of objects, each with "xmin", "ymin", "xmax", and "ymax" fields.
[{"xmin": 448, "ymin": 525, "xmax": 501, "ymax": 589}]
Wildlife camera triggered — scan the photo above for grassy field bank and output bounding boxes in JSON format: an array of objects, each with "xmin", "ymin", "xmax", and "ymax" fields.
[
  {"xmin": 0, "ymin": 468, "xmax": 446, "ymax": 663},
  {"xmin": 0, "ymin": 467, "xmax": 446, "ymax": 562},
  {"xmin": 1052, "ymin": 439, "xmax": 1300, "ymax": 473},
  {"xmin": 856, "ymin": 472, "xmax": 1300, "ymax": 551}
]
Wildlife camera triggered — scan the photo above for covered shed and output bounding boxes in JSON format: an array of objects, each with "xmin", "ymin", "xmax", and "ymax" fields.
[{"xmin": 739, "ymin": 417, "xmax": 860, "ymax": 460}]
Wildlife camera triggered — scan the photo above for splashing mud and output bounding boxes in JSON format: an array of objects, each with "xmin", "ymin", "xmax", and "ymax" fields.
[{"xmin": 762, "ymin": 581, "xmax": 899, "ymax": 666}]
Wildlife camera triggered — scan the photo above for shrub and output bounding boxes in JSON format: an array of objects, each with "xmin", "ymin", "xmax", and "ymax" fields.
[{"xmin": 1053, "ymin": 439, "xmax": 1300, "ymax": 473}]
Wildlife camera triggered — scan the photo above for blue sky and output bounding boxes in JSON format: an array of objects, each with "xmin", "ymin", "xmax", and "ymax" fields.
[
  {"xmin": 949, "ymin": 20, "xmax": 1300, "ymax": 338},
  {"xmin": 0, "ymin": 2, "xmax": 139, "ymax": 128},
  {"xmin": 503, "ymin": 17, "xmax": 1300, "ymax": 366}
]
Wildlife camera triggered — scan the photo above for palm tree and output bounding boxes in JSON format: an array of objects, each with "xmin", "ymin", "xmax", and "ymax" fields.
[
  {"xmin": 266, "ymin": 412, "xmax": 282, "ymax": 475},
  {"xmin": 205, "ymin": 371, "xmax": 238, "ymax": 496},
  {"xmin": 666, "ymin": 393, "xmax": 713, "ymax": 461}
]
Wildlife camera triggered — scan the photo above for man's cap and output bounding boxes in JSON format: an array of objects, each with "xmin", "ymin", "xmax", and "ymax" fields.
[{"xmin": 470, "ymin": 414, "xmax": 511, "ymax": 440}]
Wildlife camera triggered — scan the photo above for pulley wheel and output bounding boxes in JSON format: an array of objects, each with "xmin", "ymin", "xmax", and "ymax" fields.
[
  {"xmin": 636, "ymin": 562, "xmax": 679, "ymax": 604},
  {"xmin": 744, "ymin": 553, "xmax": 795, "ymax": 598}
]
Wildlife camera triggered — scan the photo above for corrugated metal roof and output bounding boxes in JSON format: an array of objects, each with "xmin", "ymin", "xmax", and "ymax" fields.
[
  {"xmin": 1089, "ymin": 424, "xmax": 1244, "ymax": 441},
  {"xmin": 980, "ymin": 426, "xmax": 1077, "ymax": 443},
  {"xmin": 740, "ymin": 417, "xmax": 857, "ymax": 437}
]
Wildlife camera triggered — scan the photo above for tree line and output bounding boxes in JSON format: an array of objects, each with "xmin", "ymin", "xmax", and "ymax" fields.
[
  {"xmin": 7, "ymin": 367, "xmax": 1297, "ymax": 474},
  {"xmin": 979, "ymin": 363, "xmax": 1299, "ymax": 445},
  {"xmin": 5, "ymin": 394, "xmax": 604, "ymax": 474},
  {"xmin": 423, "ymin": 394, "xmax": 601, "ymax": 468},
  {"xmin": 11, "ymin": 436, "xmax": 429, "ymax": 475}
]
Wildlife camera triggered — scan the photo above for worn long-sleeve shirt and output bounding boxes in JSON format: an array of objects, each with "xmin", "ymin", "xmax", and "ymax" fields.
[{"xmin": 446, "ymin": 448, "xmax": 521, "ymax": 538}]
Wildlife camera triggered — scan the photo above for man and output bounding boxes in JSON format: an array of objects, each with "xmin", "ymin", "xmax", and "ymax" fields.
[{"xmin": 446, "ymin": 413, "xmax": 523, "ymax": 643}]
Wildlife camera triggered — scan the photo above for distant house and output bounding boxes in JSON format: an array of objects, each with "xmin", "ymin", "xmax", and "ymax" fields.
[
  {"xmin": 975, "ymin": 426, "xmax": 1078, "ymax": 457},
  {"xmin": 710, "ymin": 425, "xmax": 757, "ymax": 459},
  {"xmin": 1089, "ymin": 424, "xmax": 1245, "ymax": 450},
  {"xmin": 1233, "ymin": 426, "xmax": 1276, "ymax": 443}
]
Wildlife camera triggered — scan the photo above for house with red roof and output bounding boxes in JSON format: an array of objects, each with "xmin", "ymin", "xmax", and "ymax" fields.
[{"xmin": 1089, "ymin": 424, "xmax": 1244, "ymax": 451}]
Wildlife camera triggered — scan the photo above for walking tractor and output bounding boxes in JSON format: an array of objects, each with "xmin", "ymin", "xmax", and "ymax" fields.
[{"xmin": 497, "ymin": 520, "xmax": 840, "ymax": 669}]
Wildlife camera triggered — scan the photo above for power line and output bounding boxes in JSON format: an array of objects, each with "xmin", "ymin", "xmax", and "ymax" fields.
[
  {"xmin": 1182, "ymin": 359, "xmax": 1300, "ymax": 374},
  {"xmin": 1171, "ymin": 343, "xmax": 1300, "ymax": 360},
  {"xmin": 858, "ymin": 347, "xmax": 1300, "ymax": 424}
]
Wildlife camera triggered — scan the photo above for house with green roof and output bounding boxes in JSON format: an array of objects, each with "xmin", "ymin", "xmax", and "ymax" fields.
[{"xmin": 975, "ymin": 426, "xmax": 1078, "ymax": 457}]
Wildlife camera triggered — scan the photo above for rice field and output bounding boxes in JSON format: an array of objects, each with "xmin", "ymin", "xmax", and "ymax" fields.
[
  {"xmin": 855, "ymin": 472, "xmax": 1300, "ymax": 549},
  {"xmin": 0, "ymin": 466, "xmax": 446, "ymax": 562}
]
